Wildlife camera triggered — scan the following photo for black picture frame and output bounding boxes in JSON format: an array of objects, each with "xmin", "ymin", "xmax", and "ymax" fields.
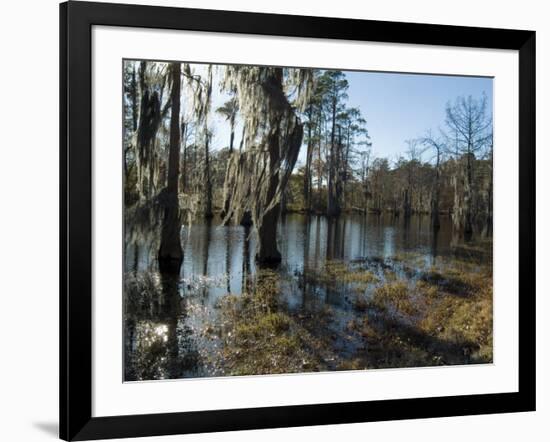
[{"xmin": 60, "ymin": 1, "xmax": 536, "ymax": 440}]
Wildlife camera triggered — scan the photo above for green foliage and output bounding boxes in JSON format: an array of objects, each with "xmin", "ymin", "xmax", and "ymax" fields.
[
  {"xmin": 220, "ymin": 270, "xmax": 321, "ymax": 375},
  {"xmin": 304, "ymin": 260, "xmax": 379, "ymax": 290},
  {"xmin": 122, "ymin": 60, "xmax": 491, "ymax": 233}
]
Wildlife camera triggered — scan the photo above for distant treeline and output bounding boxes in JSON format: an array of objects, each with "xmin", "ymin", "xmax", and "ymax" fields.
[{"xmin": 123, "ymin": 61, "xmax": 492, "ymax": 269}]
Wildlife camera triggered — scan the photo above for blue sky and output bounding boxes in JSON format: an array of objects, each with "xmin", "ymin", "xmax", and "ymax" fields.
[
  {"xmin": 183, "ymin": 63, "xmax": 493, "ymax": 167},
  {"xmin": 344, "ymin": 71, "xmax": 493, "ymax": 162}
]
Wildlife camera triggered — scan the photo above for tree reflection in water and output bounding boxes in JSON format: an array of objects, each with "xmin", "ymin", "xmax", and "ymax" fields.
[
  {"xmin": 125, "ymin": 267, "xmax": 202, "ymax": 380},
  {"xmin": 124, "ymin": 213, "xmax": 493, "ymax": 381}
]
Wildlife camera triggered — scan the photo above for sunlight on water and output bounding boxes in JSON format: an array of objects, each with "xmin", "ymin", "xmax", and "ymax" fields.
[{"xmin": 124, "ymin": 213, "xmax": 492, "ymax": 381}]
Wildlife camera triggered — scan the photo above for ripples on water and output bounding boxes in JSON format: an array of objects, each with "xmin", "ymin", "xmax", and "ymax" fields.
[{"xmin": 124, "ymin": 213, "xmax": 490, "ymax": 381}]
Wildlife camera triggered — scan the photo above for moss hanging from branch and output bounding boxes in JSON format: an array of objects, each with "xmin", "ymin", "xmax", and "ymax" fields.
[
  {"xmin": 221, "ymin": 66, "xmax": 312, "ymax": 263},
  {"xmin": 133, "ymin": 61, "xmax": 172, "ymax": 201},
  {"xmin": 182, "ymin": 64, "xmax": 214, "ymax": 218}
]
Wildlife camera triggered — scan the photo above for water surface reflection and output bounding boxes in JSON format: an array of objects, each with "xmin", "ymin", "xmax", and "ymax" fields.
[{"xmin": 124, "ymin": 213, "xmax": 491, "ymax": 380}]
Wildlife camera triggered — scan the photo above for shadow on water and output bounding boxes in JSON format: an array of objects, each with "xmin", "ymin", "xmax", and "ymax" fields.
[
  {"xmin": 124, "ymin": 212, "xmax": 492, "ymax": 380},
  {"xmin": 124, "ymin": 267, "xmax": 203, "ymax": 381}
]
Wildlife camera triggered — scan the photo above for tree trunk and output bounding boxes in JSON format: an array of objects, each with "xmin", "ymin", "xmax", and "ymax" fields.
[
  {"xmin": 335, "ymin": 127, "xmax": 343, "ymax": 213},
  {"xmin": 131, "ymin": 64, "xmax": 138, "ymax": 132},
  {"xmin": 402, "ymin": 188, "xmax": 411, "ymax": 219},
  {"xmin": 464, "ymin": 152, "xmax": 474, "ymax": 236},
  {"xmin": 229, "ymin": 115, "xmax": 235, "ymax": 153},
  {"xmin": 135, "ymin": 61, "xmax": 162, "ymax": 201},
  {"xmin": 222, "ymin": 67, "xmax": 304, "ymax": 265},
  {"xmin": 452, "ymin": 169, "xmax": 462, "ymax": 231},
  {"xmin": 158, "ymin": 63, "xmax": 183, "ymax": 273},
  {"xmin": 342, "ymin": 125, "xmax": 351, "ymax": 209},
  {"xmin": 279, "ymin": 189, "xmax": 287, "ymax": 216},
  {"xmin": 304, "ymin": 106, "xmax": 314, "ymax": 213},
  {"xmin": 220, "ymin": 118, "xmax": 239, "ymax": 220},
  {"xmin": 317, "ymin": 134, "xmax": 322, "ymax": 198},
  {"xmin": 256, "ymin": 128, "xmax": 284, "ymax": 264},
  {"xmin": 203, "ymin": 129, "xmax": 213, "ymax": 218},
  {"xmin": 430, "ymin": 191, "xmax": 440, "ymax": 229},
  {"xmin": 315, "ymin": 108, "xmax": 324, "ymax": 211},
  {"xmin": 431, "ymin": 151, "xmax": 441, "ymax": 229},
  {"xmin": 257, "ymin": 205, "xmax": 281, "ymax": 265},
  {"xmin": 486, "ymin": 153, "xmax": 493, "ymax": 236},
  {"xmin": 220, "ymin": 155, "xmax": 233, "ymax": 220},
  {"xmin": 430, "ymin": 189, "xmax": 440, "ymax": 229},
  {"xmin": 203, "ymin": 67, "xmax": 214, "ymax": 219},
  {"xmin": 180, "ymin": 120, "xmax": 187, "ymax": 192},
  {"xmin": 327, "ymin": 97, "xmax": 340, "ymax": 216}
]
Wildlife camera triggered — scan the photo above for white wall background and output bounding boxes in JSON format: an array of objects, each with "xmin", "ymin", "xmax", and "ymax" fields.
[{"xmin": 0, "ymin": 0, "xmax": 547, "ymax": 441}]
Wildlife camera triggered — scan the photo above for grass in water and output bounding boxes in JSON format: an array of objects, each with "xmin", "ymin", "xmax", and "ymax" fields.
[
  {"xmin": 354, "ymin": 255, "xmax": 493, "ymax": 368},
  {"xmin": 219, "ymin": 270, "xmax": 322, "ymax": 375},
  {"xmin": 303, "ymin": 260, "xmax": 379, "ymax": 292},
  {"xmin": 215, "ymin": 241, "xmax": 492, "ymax": 375}
]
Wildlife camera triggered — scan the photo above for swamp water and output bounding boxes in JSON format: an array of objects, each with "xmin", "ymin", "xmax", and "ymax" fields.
[{"xmin": 124, "ymin": 213, "xmax": 493, "ymax": 381}]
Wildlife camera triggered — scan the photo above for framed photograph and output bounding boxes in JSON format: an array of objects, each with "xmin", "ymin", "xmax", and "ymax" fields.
[{"xmin": 60, "ymin": 1, "xmax": 536, "ymax": 440}]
